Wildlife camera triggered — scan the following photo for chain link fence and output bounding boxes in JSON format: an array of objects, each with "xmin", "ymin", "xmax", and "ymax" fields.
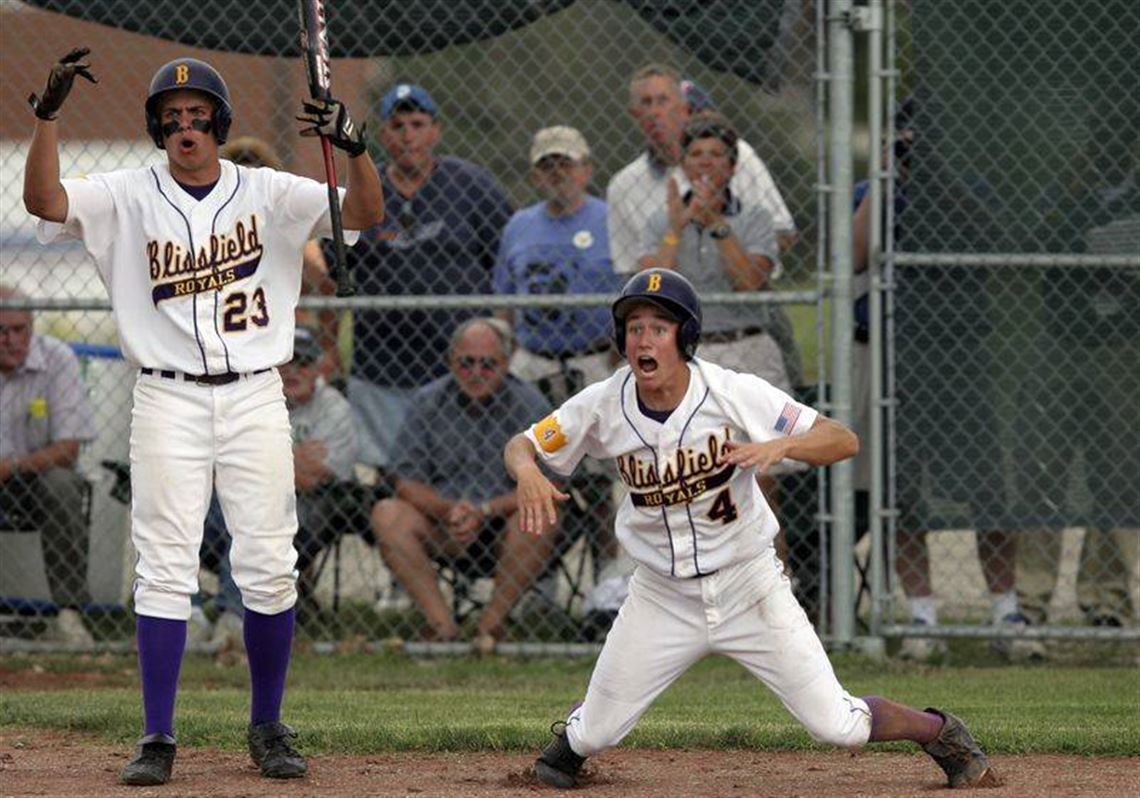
[
  {"xmin": 871, "ymin": 0, "xmax": 1140, "ymax": 660},
  {"xmin": 2, "ymin": 1, "xmax": 1135, "ymax": 660},
  {"xmin": 1, "ymin": 0, "xmax": 829, "ymax": 652}
]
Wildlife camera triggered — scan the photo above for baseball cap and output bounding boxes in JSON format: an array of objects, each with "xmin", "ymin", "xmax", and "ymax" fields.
[
  {"xmin": 529, "ymin": 126, "xmax": 590, "ymax": 166},
  {"xmin": 680, "ymin": 79, "xmax": 715, "ymax": 113},
  {"xmin": 380, "ymin": 83, "xmax": 439, "ymax": 119},
  {"xmin": 291, "ymin": 325, "xmax": 323, "ymax": 366}
]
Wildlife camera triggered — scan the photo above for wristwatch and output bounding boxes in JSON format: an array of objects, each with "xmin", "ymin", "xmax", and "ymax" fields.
[
  {"xmin": 480, "ymin": 500, "xmax": 493, "ymax": 518},
  {"xmin": 708, "ymin": 222, "xmax": 732, "ymax": 240}
]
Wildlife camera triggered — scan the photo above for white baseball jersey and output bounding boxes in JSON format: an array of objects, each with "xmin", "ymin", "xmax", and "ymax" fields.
[
  {"xmin": 36, "ymin": 160, "xmax": 357, "ymax": 374},
  {"xmin": 525, "ymin": 358, "xmax": 817, "ymax": 578}
]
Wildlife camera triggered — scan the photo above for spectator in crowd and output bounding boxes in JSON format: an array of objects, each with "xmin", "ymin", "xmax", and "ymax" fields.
[
  {"xmin": 344, "ymin": 84, "xmax": 513, "ymax": 472},
  {"xmin": 680, "ymin": 79, "xmax": 802, "ymax": 385},
  {"xmin": 680, "ymin": 78, "xmax": 798, "ymax": 253},
  {"xmin": 607, "ymin": 65, "xmax": 798, "ymax": 277},
  {"xmin": 369, "ymin": 318, "xmax": 552, "ymax": 652},
  {"xmin": 190, "ymin": 325, "xmax": 360, "ymax": 648},
  {"xmin": 0, "ymin": 283, "xmax": 96, "ymax": 646},
  {"xmin": 638, "ymin": 115, "xmax": 800, "ymax": 569},
  {"xmin": 1013, "ymin": 123, "xmax": 1139, "ymax": 639},
  {"xmin": 492, "ymin": 125, "xmax": 622, "ymax": 637},
  {"xmin": 494, "ymin": 125, "xmax": 618, "ymax": 399},
  {"xmin": 852, "ymin": 99, "xmax": 1029, "ymax": 661},
  {"xmin": 639, "ymin": 114, "xmax": 791, "ymax": 391},
  {"xmin": 220, "ymin": 137, "xmax": 342, "ymax": 385}
]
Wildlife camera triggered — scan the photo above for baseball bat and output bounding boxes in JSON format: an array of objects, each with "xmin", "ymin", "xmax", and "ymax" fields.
[{"xmin": 299, "ymin": 0, "xmax": 355, "ymax": 296}]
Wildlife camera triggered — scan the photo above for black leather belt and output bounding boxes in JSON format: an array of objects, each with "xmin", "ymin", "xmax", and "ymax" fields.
[
  {"xmin": 140, "ymin": 367, "xmax": 271, "ymax": 386},
  {"xmin": 701, "ymin": 327, "xmax": 765, "ymax": 344}
]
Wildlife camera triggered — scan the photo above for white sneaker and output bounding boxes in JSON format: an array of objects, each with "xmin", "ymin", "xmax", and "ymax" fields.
[
  {"xmin": 896, "ymin": 619, "xmax": 947, "ymax": 662},
  {"xmin": 187, "ymin": 606, "xmax": 214, "ymax": 646},
  {"xmin": 210, "ymin": 610, "xmax": 244, "ymax": 651},
  {"xmin": 52, "ymin": 608, "xmax": 95, "ymax": 647}
]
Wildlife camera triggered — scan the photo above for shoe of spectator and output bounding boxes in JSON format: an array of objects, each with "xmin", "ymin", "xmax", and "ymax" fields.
[
  {"xmin": 120, "ymin": 732, "xmax": 176, "ymax": 785},
  {"xmin": 991, "ymin": 612, "xmax": 1047, "ymax": 662},
  {"xmin": 1089, "ymin": 613, "xmax": 1124, "ymax": 628},
  {"xmin": 187, "ymin": 605, "xmax": 213, "ymax": 646},
  {"xmin": 210, "ymin": 610, "xmax": 244, "ymax": 651},
  {"xmin": 48, "ymin": 608, "xmax": 95, "ymax": 647},
  {"xmin": 896, "ymin": 619, "xmax": 948, "ymax": 662}
]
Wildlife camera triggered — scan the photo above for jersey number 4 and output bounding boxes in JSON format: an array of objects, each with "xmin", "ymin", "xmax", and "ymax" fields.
[
  {"xmin": 223, "ymin": 288, "xmax": 270, "ymax": 332},
  {"xmin": 708, "ymin": 487, "xmax": 739, "ymax": 525}
]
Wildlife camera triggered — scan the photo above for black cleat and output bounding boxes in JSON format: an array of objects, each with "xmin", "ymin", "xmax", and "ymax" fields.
[
  {"xmin": 534, "ymin": 721, "xmax": 585, "ymax": 789},
  {"xmin": 247, "ymin": 720, "xmax": 308, "ymax": 779},
  {"xmin": 922, "ymin": 708, "xmax": 1002, "ymax": 788},
  {"xmin": 120, "ymin": 732, "xmax": 176, "ymax": 786}
]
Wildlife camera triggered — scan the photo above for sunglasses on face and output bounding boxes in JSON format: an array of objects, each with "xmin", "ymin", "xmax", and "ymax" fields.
[
  {"xmin": 456, "ymin": 355, "xmax": 501, "ymax": 372},
  {"xmin": 535, "ymin": 155, "xmax": 576, "ymax": 172}
]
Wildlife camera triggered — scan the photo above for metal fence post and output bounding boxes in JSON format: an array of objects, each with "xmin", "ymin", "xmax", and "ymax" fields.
[{"xmin": 827, "ymin": 0, "xmax": 857, "ymax": 647}]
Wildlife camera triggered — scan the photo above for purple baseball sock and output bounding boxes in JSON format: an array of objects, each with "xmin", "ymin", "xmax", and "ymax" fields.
[
  {"xmin": 244, "ymin": 606, "xmax": 295, "ymax": 725},
  {"xmin": 136, "ymin": 615, "xmax": 187, "ymax": 737}
]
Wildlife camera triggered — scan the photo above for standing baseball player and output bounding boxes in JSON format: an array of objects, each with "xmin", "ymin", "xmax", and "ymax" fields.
[
  {"xmin": 23, "ymin": 49, "xmax": 383, "ymax": 786},
  {"xmin": 504, "ymin": 269, "xmax": 1001, "ymax": 790}
]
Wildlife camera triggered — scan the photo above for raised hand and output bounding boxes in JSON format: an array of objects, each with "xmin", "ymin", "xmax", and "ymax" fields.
[
  {"xmin": 28, "ymin": 47, "xmax": 98, "ymax": 121},
  {"xmin": 688, "ymin": 174, "xmax": 724, "ymax": 227},
  {"xmin": 297, "ymin": 97, "xmax": 367, "ymax": 157}
]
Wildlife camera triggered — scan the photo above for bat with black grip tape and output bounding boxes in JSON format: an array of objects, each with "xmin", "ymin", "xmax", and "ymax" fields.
[{"xmin": 299, "ymin": 0, "xmax": 354, "ymax": 296}]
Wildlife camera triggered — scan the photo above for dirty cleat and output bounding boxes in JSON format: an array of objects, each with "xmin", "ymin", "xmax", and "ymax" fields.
[
  {"xmin": 247, "ymin": 720, "xmax": 307, "ymax": 778},
  {"xmin": 922, "ymin": 708, "xmax": 1002, "ymax": 788},
  {"xmin": 120, "ymin": 732, "xmax": 176, "ymax": 785},
  {"xmin": 534, "ymin": 721, "xmax": 585, "ymax": 788}
]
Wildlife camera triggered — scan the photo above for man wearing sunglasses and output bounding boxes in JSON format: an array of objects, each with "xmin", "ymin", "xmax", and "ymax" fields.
[{"xmin": 368, "ymin": 318, "xmax": 552, "ymax": 651}]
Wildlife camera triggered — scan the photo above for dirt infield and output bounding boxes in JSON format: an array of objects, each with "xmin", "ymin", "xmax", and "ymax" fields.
[{"xmin": 2, "ymin": 729, "xmax": 1137, "ymax": 798}]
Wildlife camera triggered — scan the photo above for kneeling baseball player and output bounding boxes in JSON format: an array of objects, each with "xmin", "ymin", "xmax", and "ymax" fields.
[
  {"xmin": 24, "ymin": 49, "xmax": 383, "ymax": 785},
  {"xmin": 505, "ymin": 269, "xmax": 1001, "ymax": 790}
]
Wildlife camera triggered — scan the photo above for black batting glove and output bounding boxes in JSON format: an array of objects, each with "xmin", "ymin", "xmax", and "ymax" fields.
[
  {"xmin": 28, "ymin": 47, "xmax": 97, "ymax": 121},
  {"xmin": 297, "ymin": 97, "xmax": 367, "ymax": 157}
]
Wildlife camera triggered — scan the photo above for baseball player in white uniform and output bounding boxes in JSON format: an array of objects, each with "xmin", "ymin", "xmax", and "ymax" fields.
[
  {"xmin": 23, "ymin": 49, "xmax": 383, "ymax": 786},
  {"xmin": 504, "ymin": 269, "xmax": 1000, "ymax": 790}
]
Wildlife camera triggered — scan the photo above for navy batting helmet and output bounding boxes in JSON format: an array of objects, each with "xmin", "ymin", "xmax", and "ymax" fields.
[
  {"xmin": 612, "ymin": 269, "xmax": 702, "ymax": 360},
  {"xmin": 145, "ymin": 58, "xmax": 232, "ymax": 149}
]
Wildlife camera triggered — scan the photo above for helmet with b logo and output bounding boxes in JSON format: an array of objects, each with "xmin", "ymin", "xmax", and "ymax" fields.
[
  {"xmin": 612, "ymin": 269, "xmax": 702, "ymax": 360},
  {"xmin": 144, "ymin": 58, "xmax": 233, "ymax": 148}
]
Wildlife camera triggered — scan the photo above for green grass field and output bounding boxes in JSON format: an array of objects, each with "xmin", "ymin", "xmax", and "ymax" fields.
[{"xmin": 2, "ymin": 652, "xmax": 1137, "ymax": 757}]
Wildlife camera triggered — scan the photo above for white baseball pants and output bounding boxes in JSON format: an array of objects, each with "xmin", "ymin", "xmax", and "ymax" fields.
[
  {"xmin": 129, "ymin": 369, "xmax": 298, "ymax": 619},
  {"xmin": 565, "ymin": 550, "xmax": 872, "ymax": 756}
]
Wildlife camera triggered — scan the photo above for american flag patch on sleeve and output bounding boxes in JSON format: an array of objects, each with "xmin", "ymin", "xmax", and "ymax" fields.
[{"xmin": 774, "ymin": 402, "xmax": 801, "ymax": 435}]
